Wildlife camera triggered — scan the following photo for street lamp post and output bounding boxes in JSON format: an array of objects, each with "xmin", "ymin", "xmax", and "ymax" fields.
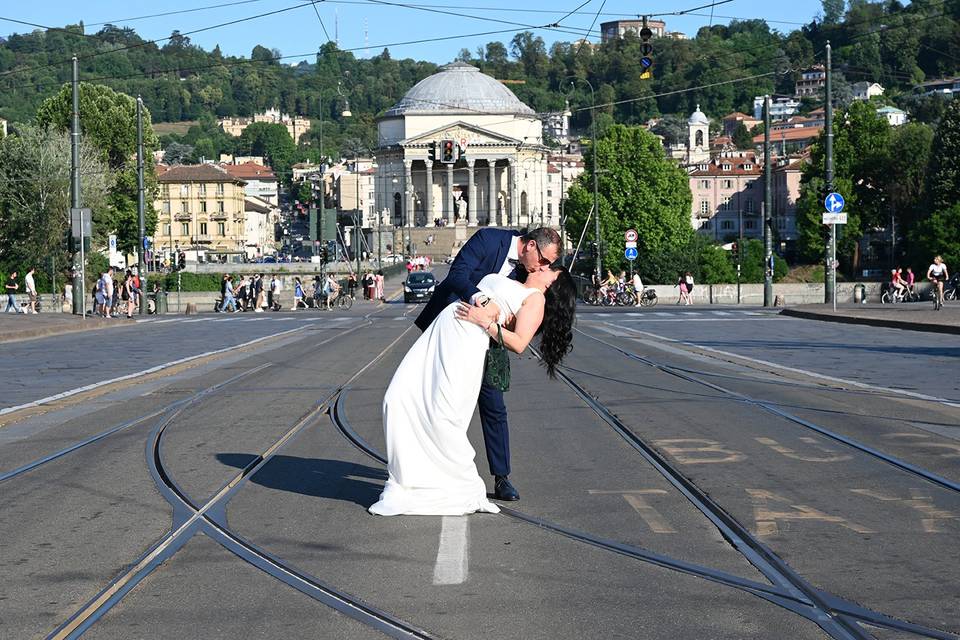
[{"xmin": 566, "ymin": 77, "xmax": 601, "ymax": 281}]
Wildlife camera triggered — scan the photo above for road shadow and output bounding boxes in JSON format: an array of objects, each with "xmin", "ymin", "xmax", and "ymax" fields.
[{"xmin": 216, "ymin": 453, "xmax": 386, "ymax": 507}]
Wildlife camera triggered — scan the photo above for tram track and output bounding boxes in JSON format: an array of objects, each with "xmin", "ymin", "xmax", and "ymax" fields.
[
  {"xmin": 327, "ymin": 389, "xmax": 956, "ymax": 640},
  {"xmin": 44, "ymin": 314, "xmax": 434, "ymax": 639},
  {"xmin": 575, "ymin": 328, "xmax": 960, "ymax": 496}
]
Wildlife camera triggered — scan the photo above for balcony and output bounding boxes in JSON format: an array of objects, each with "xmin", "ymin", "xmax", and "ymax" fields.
[
  {"xmin": 174, "ymin": 212, "xmax": 192, "ymax": 221},
  {"xmin": 210, "ymin": 212, "xmax": 228, "ymax": 221},
  {"xmin": 194, "ymin": 234, "xmax": 213, "ymax": 244}
]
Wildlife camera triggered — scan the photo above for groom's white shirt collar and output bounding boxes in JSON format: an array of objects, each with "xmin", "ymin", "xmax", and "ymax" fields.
[{"xmin": 497, "ymin": 236, "xmax": 521, "ymax": 277}]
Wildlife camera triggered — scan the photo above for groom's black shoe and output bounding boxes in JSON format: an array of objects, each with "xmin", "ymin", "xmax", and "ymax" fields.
[{"xmin": 494, "ymin": 475, "xmax": 520, "ymax": 501}]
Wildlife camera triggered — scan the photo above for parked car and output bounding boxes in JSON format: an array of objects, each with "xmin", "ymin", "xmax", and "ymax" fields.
[
  {"xmin": 383, "ymin": 254, "xmax": 405, "ymax": 265},
  {"xmin": 404, "ymin": 271, "xmax": 436, "ymax": 303}
]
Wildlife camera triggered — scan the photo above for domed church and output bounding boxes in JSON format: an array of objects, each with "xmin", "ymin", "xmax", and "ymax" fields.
[{"xmin": 376, "ymin": 62, "xmax": 552, "ymax": 234}]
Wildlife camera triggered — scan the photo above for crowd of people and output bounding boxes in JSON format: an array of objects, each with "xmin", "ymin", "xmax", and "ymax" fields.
[
  {"xmin": 91, "ymin": 267, "xmax": 144, "ymax": 319},
  {"xmin": 4, "ymin": 268, "xmax": 39, "ymax": 314}
]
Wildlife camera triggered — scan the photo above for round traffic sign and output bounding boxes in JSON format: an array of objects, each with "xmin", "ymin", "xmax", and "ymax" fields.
[
  {"xmin": 640, "ymin": 43, "xmax": 653, "ymax": 56},
  {"xmin": 824, "ymin": 192, "xmax": 845, "ymax": 213},
  {"xmin": 624, "ymin": 229, "xmax": 638, "ymax": 242},
  {"xmin": 625, "ymin": 247, "xmax": 638, "ymax": 261},
  {"xmin": 639, "ymin": 27, "xmax": 653, "ymax": 40}
]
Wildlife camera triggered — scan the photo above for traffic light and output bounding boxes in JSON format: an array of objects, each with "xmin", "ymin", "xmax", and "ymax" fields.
[
  {"xmin": 428, "ymin": 145, "xmax": 436, "ymax": 163},
  {"xmin": 439, "ymin": 139, "xmax": 458, "ymax": 164},
  {"xmin": 178, "ymin": 253, "xmax": 186, "ymax": 270},
  {"xmin": 639, "ymin": 17, "xmax": 654, "ymax": 78}
]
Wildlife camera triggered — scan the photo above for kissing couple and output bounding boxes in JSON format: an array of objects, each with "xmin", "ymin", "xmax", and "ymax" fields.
[{"xmin": 369, "ymin": 227, "xmax": 577, "ymax": 516}]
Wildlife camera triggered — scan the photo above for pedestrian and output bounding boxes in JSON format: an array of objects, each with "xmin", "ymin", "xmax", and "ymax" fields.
[
  {"xmin": 254, "ymin": 274, "xmax": 265, "ymax": 312},
  {"xmin": 123, "ymin": 270, "xmax": 135, "ymax": 319},
  {"xmin": 131, "ymin": 268, "xmax": 142, "ymax": 312},
  {"xmin": 267, "ymin": 275, "xmax": 278, "ymax": 310},
  {"xmin": 103, "ymin": 267, "xmax": 115, "ymax": 318},
  {"xmin": 375, "ymin": 269, "xmax": 385, "ymax": 301},
  {"xmin": 347, "ymin": 273, "xmax": 358, "ymax": 299},
  {"xmin": 4, "ymin": 270, "xmax": 18, "ymax": 313},
  {"xmin": 684, "ymin": 271, "xmax": 695, "ymax": 305},
  {"xmin": 632, "ymin": 272, "xmax": 644, "ymax": 307},
  {"xmin": 221, "ymin": 275, "xmax": 237, "ymax": 312},
  {"xmin": 94, "ymin": 271, "xmax": 106, "ymax": 316},
  {"xmin": 25, "ymin": 267, "xmax": 38, "ymax": 313},
  {"xmin": 236, "ymin": 276, "xmax": 248, "ymax": 310},
  {"xmin": 677, "ymin": 272, "xmax": 690, "ymax": 306},
  {"xmin": 218, "ymin": 273, "xmax": 229, "ymax": 313},
  {"xmin": 324, "ymin": 274, "xmax": 340, "ymax": 310},
  {"xmin": 293, "ymin": 277, "xmax": 306, "ymax": 310}
]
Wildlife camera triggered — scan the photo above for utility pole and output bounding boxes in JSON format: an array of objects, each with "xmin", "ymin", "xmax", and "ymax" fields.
[
  {"xmin": 824, "ymin": 41, "xmax": 836, "ymax": 307},
  {"xmin": 70, "ymin": 56, "xmax": 85, "ymax": 318},
  {"xmin": 592, "ymin": 104, "xmax": 601, "ymax": 282},
  {"xmin": 763, "ymin": 94, "xmax": 773, "ymax": 307},
  {"xmin": 137, "ymin": 96, "xmax": 147, "ymax": 315}
]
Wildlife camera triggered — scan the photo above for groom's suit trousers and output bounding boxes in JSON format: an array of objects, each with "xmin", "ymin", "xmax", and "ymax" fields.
[{"xmin": 478, "ymin": 382, "xmax": 510, "ymax": 477}]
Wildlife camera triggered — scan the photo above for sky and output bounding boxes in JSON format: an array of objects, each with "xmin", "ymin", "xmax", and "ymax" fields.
[{"xmin": 3, "ymin": 0, "xmax": 826, "ymax": 65}]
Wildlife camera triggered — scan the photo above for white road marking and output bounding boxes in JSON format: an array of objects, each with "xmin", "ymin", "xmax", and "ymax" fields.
[
  {"xmin": 710, "ymin": 310, "xmax": 732, "ymax": 316},
  {"xmin": 602, "ymin": 323, "xmax": 960, "ymax": 408},
  {"xmin": 182, "ymin": 319, "xmax": 206, "ymax": 323},
  {"xmin": 0, "ymin": 325, "xmax": 310, "ymax": 417},
  {"xmin": 432, "ymin": 516, "xmax": 469, "ymax": 585}
]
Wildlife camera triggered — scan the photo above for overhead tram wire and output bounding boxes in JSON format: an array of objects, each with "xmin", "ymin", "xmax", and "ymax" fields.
[
  {"xmin": 550, "ymin": 0, "xmax": 597, "ymax": 27},
  {"xmin": 310, "ymin": 1, "xmax": 334, "ymax": 43},
  {"xmin": 0, "ymin": 1, "xmax": 323, "ymax": 80},
  {"xmin": 573, "ymin": 0, "xmax": 606, "ymax": 59}
]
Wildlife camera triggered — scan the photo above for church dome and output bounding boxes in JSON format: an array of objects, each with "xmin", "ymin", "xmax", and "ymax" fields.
[
  {"xmin": 384, "ymin": 61, "xmax": 535, "ymax": 117},
  {"xmin": 688, "ymin": 104, "xmax": 709, "ymax": 125}
]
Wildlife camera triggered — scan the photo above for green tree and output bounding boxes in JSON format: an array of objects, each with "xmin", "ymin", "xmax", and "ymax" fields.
[
  {"xmin": 238, "ymin": 122, "xmax": 297, "ymax": 183},
  {"xmin": 822, "ymin": 0, "xmax": 846, "ymax": 24},
  {"xmin": 698, "ymin": 240, "xmax": 737, "ymax": 283},
  {"xmin": 732, "ymin": 122, "xmax": 753, "ymax": 149},
  {"xmin": 35, "ymin": 83, "xmax": 159, "ymax": 254},
  {"xmin": 564, "ymin": 124, "xmax": 692, "ymax": 280},
  {"xmin": 926, "ymin": 100, "xmax": 960, "ymax": 212},
  {"xmin": 0, "ymin": 125, "xmax": 112, "ymax": 276},
  {"xmin": 911, "ymin": 203, "xmax": 960, "ymax": 269}
]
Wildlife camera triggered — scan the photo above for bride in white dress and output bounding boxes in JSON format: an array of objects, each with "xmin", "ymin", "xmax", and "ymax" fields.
[{"xmin": 369, "ymin": 266, "xmax": 576, "ymax": 516}]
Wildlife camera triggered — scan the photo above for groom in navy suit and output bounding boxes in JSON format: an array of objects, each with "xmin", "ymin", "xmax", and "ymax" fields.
[{"xmin": 415, "ymin": 227, "xmax": 561, "ymax": 501}]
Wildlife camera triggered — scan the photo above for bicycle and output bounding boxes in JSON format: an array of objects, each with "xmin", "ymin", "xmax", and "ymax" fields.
[
  {"xmin": 880, "ymin": 285, "xmax": 909, "ymax": 305},
  {"xmin": 931, "ymin": 283, "xmax": 945, "ymax": 311},
  {"xmin": 313, "ymin": 291, "xmax": 353, "ymax": 310}
]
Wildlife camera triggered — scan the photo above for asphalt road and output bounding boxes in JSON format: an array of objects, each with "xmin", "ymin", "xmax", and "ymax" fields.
[{"xmin": 2, "ymin": 300, "xmax": 958, "ymax": 639}]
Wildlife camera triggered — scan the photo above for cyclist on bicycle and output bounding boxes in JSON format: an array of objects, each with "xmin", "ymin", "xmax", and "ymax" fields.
[
  {"xmin": 905, "ymin": 267, "xmax": 916, "ymax": 295},
  {"xmin": 599, "ymin": 269, "xmax": 619, "ymax": 301},
  {"xmin": 324, "ymin": 274, "xmax": 341, "ymax": 310},
  {"xmin": 927, "ymin": 256, "xmax": 949, "ymax": 303},
  {"xmin": 890, "ymin": 269, "xmax": 907, "ymax": 299}
]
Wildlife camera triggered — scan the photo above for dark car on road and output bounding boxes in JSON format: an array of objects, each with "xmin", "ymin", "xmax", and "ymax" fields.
[{"xmin": 404, "ymin": 271, "xmax": 436, "ymax": 303}]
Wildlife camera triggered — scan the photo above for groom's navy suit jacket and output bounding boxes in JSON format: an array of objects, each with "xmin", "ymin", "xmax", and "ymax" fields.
[
  {"xmin": 413, "ymin": 227, "xmax": 520, "ymax": 478},
  {"xmin": 414, "ymin": 228, "xmax": 519, "ymax": 333}
]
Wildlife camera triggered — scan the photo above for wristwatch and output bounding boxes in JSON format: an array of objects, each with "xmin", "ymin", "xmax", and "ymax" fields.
[{"xmin": 476, "ymin": 294, "xmax": 491, "ymax": 307}]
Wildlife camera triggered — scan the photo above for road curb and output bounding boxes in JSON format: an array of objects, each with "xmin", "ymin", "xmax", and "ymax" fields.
[
  {"xmin": 0, "ymin": 318, "xmax": 127, "ymax": 344},
  {"xmin": 779, "ymin": 308, "xmax": 960, "ymax": 335}
]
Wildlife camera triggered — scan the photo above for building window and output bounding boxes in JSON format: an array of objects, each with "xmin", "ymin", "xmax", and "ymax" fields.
[
  {"xmin": 199, "ymin": 184, "xmax": 207, "ymax": 196},
  {"xmin": 721, "ymin": 220, "xmax": 733, "ymax": 230},
  {"xmin": 180, "ymin": 202, "xmax": 188, "ymax": 214},
  {"xmin": 745, "ymin": 199, "xmax": 755, "ymax": 213},
  {"xmin": 216, "ymin": 183, "xmax": 224, "ymax": 196},
  {"xmin": 700, "ymin": 200, "xmax": 710, "ymax": 216},
  {"xmin": 181, "ymin": 222, "xmax": 189, "ymax": 235},
  {"xmin": 547, "ymin": 189, "xmax": 553, "ymax": 197},
  {"xmin": 745, "ymin": 220, "xmax": 756, "ymax": 230},
  {"xmin": 701, "ymin": 219, "xmax": 712, "ymax": 229},
  {"xmin": 744, "ymin": 164, "xmax": 753, "ymax": 170},
  {"xmin": 164, "ymin": 224, "xmax": 171, "ymax": 235},
  {"xmin": 218, "ymin": 201, "xmax": 225, "ymax": 213},
  {"xmin": 699, "ymin": 180, "xmax": 710, "ymax": 189},
  {"xmin": 218, "ymin": 222, "xmax": 226, "ymax": 236},
  {"xmin": 162, "ymin": 201, "xmax": 171, "ymax": 214},
  {"xmin": 201, "ymin": 201, "xmax": 208, "ymax": 213},
  {"xmin": 180, "ymin": 184, "xmax": 189, "ymax": 197},
  {"xmin": 695, "ymin": 130, "xmax": 704, "ymax": 147},
  {"xmin": 721, "ymin": 196, "xmax": 731, "ymax": 211},
  {"xmin": 721, "ymin": 164, "xmax": 732, "ymax": 171},
  {"xmin": 547, "ymin": 203, "xmax": 552, "ymax": 217},
  {"xmin": 722, "ymin": 179, "xmax": 732, "ymax": 189}
]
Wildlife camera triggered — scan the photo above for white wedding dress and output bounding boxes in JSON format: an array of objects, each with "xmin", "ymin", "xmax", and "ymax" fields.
[{"xmin": 369, "ymin": 274, "xmax": 539, "ymax": 516}]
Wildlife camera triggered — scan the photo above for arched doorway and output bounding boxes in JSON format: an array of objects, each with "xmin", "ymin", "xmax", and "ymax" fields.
[
  {"xmin": 520, "ymin": 191, "xmax": 528, "ymax": 225},
  {"xmin": 393, "ymin": 192, "xmax": 402, "ymax": 226}
]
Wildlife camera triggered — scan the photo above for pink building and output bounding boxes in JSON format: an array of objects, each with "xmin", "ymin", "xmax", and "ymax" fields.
[{"xmin": 689, "ymin": 151, "xmax": 806, "ymax": 245}]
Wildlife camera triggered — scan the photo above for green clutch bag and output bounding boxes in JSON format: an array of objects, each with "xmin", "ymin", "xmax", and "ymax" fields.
[{"xmin": 483, "ymin": 324, "xmax": 511, "ymax": 392}]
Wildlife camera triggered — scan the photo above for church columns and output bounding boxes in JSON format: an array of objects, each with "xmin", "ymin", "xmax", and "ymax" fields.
[
  {"xmin": 507, "ymin": 159, "xmax": 517, "ymax": 226},
  {"xmin": 403, "ymin": 160, "xmax": 413, "ymax": 227},
  {"xmin": 445, "ymin": 164, "xmax": 455, "ymax": 225},
  {"xmin": 487, "ymin": 160, "xmax": 497, "ymax": 226},
  {"xmin": 424, "ymin": 162, "xmax": 433, "ymax": 225},
  {"xmin": 467, "ymin": 159, "xmax": 477, "ymax": 226}
]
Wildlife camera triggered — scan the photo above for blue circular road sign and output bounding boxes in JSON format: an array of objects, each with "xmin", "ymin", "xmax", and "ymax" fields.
[
  {"xmin": 625, "ymin": 247, "xmax": 639, "ymax": 261},
  {"xmin": 824, "ymin": 192, "xmax": 845, "ymax": 213}
]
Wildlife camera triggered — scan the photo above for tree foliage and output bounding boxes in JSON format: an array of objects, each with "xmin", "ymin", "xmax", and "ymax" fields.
[
  {"xmin": 35, "ymin": 83, "xmax": 159, "ymax": 254},
  {"xmin": 564, "ymin": 124, "xmax": 692, "ymax": 280},
  {"xmin": 926, "ymin": 100, "xmax": 960, "ymax": 212},
  {"xmin": 0, "ymin": 125, "xmax": 112, "ymax": 277}
]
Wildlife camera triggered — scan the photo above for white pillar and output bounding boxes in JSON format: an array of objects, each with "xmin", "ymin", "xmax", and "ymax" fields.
[
  {"xmin": 467, "ymin": 159, "xmax": 477, "ymax": 227},
  {"xmin": 487, "ymin": 160, "xmax": 497, "ymax": 226},
  {"xmin": 445, "ymin": 164, "xmax": 455, "ymax": 225},
  {"xmin": 403, "ymin": 160, "xmax": 413, "ymax": 227}
]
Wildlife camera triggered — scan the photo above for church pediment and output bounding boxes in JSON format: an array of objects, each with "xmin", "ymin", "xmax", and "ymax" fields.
[{"xmin": 399, "ymin": 121, "xmax": 522, "ymax": 147}]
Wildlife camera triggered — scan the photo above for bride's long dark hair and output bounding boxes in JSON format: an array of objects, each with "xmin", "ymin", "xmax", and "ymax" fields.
[{"xmin": 538, "ymin": 264, "xmax": 577, "ymax": 378}]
